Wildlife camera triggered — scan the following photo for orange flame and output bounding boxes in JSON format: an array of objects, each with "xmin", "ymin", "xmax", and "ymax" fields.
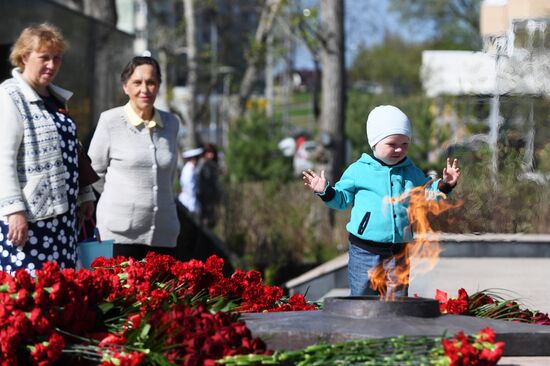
[{"xmin": 368, "ymin": 184, "xmax": 462, "ymax": 300}]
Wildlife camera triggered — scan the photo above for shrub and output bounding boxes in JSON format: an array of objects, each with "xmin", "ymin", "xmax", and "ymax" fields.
[{"xmin": 225, "ymin": 110, "xmax": 293, "ymax": 184}]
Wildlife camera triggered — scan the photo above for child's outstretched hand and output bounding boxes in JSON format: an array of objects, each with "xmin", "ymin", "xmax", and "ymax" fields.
[
  {"xmin": 442, "ymin": 158, "xmax": 460, "ymax": 187},
  {"xmin": 303, "ymin": 169, "xmax": 327, "ymax": 193}
]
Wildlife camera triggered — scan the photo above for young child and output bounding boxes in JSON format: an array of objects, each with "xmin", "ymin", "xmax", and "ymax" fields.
[{"xmin": 303, "ymin": 105, "xmax": 460, "ymax": 297}]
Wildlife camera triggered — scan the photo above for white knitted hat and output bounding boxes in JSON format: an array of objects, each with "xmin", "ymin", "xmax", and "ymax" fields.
[{"xmin": 366, "ymin": 105, "xmax": 412, "ymax": 148}]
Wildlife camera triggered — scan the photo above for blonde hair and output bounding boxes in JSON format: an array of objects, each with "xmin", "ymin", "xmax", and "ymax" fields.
[{"xmin": 9, "ymin": 23, "xmax": 68, "ymax": 70}]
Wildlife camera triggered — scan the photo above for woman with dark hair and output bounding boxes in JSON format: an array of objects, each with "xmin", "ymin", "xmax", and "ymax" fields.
[
  {"xmin": 88, "ymin": 55, "xmax": 181, "ymax": 260},
  {"xmin": 0, "ymin": 23, "xmax": 95, "ymax": 275}
]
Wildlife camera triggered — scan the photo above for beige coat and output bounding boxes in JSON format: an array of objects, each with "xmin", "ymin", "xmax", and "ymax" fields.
[{"xmin": 88, "ymin": 106, "xmax": 180, "ymax": 247}]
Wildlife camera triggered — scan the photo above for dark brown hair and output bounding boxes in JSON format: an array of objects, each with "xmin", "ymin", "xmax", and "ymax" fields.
[
  {"xmin": 120, "ymin": 56, "xmax": 162, "ymax": 84},
  {"xmin": 202, "ymin": 143, "xmax": 219, "ymax": 163}
]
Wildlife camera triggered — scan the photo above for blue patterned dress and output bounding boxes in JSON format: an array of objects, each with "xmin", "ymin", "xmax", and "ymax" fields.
[{"xmin": 0, "ymin": 95, "xmax": 79, "ymax": 276}]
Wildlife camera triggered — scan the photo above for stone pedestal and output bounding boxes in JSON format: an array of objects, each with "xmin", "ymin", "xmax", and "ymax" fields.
[{"xmin": 242, "ymin": 296, "xmax": 550, "ymax": 356}]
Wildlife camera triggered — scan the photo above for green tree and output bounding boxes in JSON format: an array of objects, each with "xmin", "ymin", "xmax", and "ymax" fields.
[
  {"xmin": 349, "ymin": 34, "xmax": 425, "ymax": 95},
  {"xmin": 389, "ymin": 0, "xmax": 482, "ymax": 50},
  {"xmin": 234, "ymin": 0, "xmax": 285, "ymax": 119}
]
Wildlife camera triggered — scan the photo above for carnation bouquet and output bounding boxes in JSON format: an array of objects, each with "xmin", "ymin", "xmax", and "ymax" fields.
[
  {"xmin": 0, "ymin": 253, "xmax": 314, "ymax": 365},
  {"xmin": 436, "ymin": 288, "xmax": 550, "ymax": 325}
]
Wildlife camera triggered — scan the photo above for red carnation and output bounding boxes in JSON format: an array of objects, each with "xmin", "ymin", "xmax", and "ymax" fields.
[
  {"xmin": 28, "ymin": 332, "xmax": 65, "ymax": 366},
  {"xmin": 204, "ymin": 255, "xmax": 225, "ymax": 273},
  {"xmin": 29, "ymin": 308, "xmax": 52, "ymax": 335},
  {"xmin": 479, "ymin": 344, "xmax": 505, "ymax": 365},
  {"xmin": 14, "ymin": 270, "xmax": 34, "ymax": 291},
  {"xmin": 99, "ymin": 333, "xmax": 126, "ymax": 347}
]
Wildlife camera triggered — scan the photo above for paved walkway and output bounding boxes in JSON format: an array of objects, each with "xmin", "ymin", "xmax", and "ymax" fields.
[{"xmin": 499, "ymin": 357, "xmax": 550, "ymax": 365}]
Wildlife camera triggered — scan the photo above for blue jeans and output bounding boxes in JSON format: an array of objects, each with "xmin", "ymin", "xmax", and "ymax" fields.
[{"xmin": 348, "ymin": 242, "xmax": 410, "ymax": 296}]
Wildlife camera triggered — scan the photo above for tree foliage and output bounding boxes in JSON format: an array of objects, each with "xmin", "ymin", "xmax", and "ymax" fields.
[
  {"xmin": 433, "ymin": 144, "xmax": 550, "ymax": 233},
  {"xmin": 235, "ymin": 0, "xmax": 285, "ymax": 119},
  {"xmin": 225, "ymin": 109, "xmax": 293, "ymax": 183},
  {"xmin": 349, "ymin": 34, "xmax": 425, "ymax": 96},
  {"xmin": 389, "ymin": 0, "xmax": 483, "ymax": 50}
]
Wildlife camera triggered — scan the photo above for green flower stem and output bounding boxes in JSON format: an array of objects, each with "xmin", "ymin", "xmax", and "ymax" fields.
[{"xmin": 219, "ymin": 336, "xmax": 444, "ymax": 366}]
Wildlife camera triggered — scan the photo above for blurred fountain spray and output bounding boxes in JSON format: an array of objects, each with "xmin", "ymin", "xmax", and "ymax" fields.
[{"xmin": 484, "ymin": 19, "xmax": 550, "ymax": 186}]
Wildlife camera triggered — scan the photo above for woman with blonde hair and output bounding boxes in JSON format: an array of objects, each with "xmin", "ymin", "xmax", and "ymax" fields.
[{"xmin": 0, "ymin": 23, "xmax": 95, "ymax": 275}]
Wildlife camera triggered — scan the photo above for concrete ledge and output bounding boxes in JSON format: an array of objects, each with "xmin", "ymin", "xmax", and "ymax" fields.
[
  {"xmin": 285, "ymin": 253, "xmax": 348, "ymax": 289},
  {"xmin": 437, "ymin": 233, "xmax": 550, "ymax": 242},
  {"xmin": 437, "ymin": 233, "xmax": 550, "ymax": 257}
]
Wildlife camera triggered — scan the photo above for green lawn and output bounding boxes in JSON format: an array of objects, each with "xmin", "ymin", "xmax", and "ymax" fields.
[{"xmin": 272, "ymin": 91, "xmax": 315, "ymax": 130}]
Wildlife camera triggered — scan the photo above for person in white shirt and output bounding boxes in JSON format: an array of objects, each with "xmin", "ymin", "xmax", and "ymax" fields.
[{"xmin": 178, "ymin": 148, "xmax": 204, "ymax": 218}]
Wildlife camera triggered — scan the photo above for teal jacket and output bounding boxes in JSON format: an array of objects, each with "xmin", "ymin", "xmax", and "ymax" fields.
[{"xmin": 319, "ymin": 153, "xmax": 441, "ymax": 244}]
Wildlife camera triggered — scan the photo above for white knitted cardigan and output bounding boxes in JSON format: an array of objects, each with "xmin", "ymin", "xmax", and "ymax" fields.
[{"xmin": 0, "ymin": 69, "xmax": 94, "ymax": 221}]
